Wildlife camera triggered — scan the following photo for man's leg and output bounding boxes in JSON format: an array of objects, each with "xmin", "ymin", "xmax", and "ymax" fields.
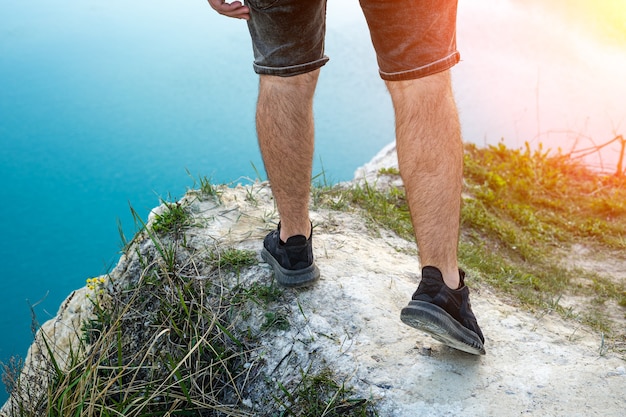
[
  {"xmin": 388, "ymin": 71, "xmax": 485, "ymax": 354},
  {"xmin": 256, "ymin": 70, "xmax": 320, "ymax": 240},
  {"xmin": 256, "ymin": 70, "xmax": 321, "ymax": 287},
  {"xmin": 241, "ymin": 0, "xmax": 327, "ymax": 287},
  {"xmin": 386, "ymin": 70, "xmax": 462, "ymax": 290}
]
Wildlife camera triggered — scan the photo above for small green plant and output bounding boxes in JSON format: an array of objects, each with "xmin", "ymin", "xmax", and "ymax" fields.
[
  {"xmin": 233, "ymin": 281, "xmax": 283, "ymax": 306},
  {"xmin": 276, "ymin": 367, "xmax": 377, "ymax": 417},
  {"xmin": 261, "ymin": 311, "xmax": 290, "ymax": 332},
  {"xmin": 209, "ymin": 248, "xmax": 258, "ymax": 274},
  {"xmin": 377, "ymin": 167, "xmax": 400, "ymax": 176},
  {"xmin": 199, "ymin": 176, "xmax": 219, "ymax": 197},
  {"xmin": 151, "ymin": 201, "xmax": 190, "ymax": 236},
  {"xmin": 186, "ymin": 168, "xmax": 220, "ymax": 198},
  {"xmin": 245, "ymin": 186, "xmax": 259, "ymax": 205}
]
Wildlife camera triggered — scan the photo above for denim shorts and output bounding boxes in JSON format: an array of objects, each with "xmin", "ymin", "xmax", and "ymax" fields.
[{"xmin": 244, "ymin": 0, "xmax": 460, "ymax": 81}]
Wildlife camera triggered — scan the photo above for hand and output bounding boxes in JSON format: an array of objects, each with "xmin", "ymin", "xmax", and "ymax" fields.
[{"xmin": 207, "ymin": 0, "xmax": 250, "ymax": 20}]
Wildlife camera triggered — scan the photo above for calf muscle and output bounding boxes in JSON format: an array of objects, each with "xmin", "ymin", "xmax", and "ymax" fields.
[{"xmin": 387, "ymin": 71, "xmax": 463, "ymax": 289}]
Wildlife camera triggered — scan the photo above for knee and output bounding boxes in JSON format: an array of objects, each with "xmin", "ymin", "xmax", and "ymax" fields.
[
  {"xmin": 386, "ymin": 70, "xmax": 452, "ymax": 102},
  {"xmin": 260, "ymin": 69, "xmax": 320, "ymax": 98}
]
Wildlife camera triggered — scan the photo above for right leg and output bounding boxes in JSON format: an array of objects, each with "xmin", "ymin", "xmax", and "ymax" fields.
[{"xmin": 360, "ymin": 0, "xmax": 485, "ymax": 354}]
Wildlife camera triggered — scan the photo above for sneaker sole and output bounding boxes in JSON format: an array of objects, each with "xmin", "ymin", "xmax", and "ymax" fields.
[
  {"xmin": 400, "ymin": 300, "xmax": 486, "ymax": 355},
  {"xmin": 261, "ymin": 248, "xmax": 320, "ymax": 288}
]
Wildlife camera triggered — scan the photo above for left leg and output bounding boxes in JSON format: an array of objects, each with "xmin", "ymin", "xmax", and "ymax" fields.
[
  {"xmin": 244, "ymin": 0, "xmax": 328, "ymax": 287},
  {"xmin": 256, "ymin": 70, "xmax": 322, "ymax": 288},
  {"xmin": 257, "ymin": 71, "xmax": 320, "ymax": 242}
]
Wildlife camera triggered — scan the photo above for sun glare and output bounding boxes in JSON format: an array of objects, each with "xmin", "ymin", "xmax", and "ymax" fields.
[
  {"xmin": 531, "ymin": 0, "xmax": 626, "ymax": 44},
  {"xmin": 582, "ymin": 0, "xmax": 626, "ymax": 43}
]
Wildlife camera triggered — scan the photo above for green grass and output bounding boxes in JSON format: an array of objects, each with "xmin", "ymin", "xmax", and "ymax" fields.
[
  {"xmin": 186, "ymin": 169, "xmax": 221, "ymax": 199},
  {"xmin": 314, "ymin": 182, "xmax": 413, "ymax": 240},
  {"xmin": 151, "ymin": 201, "xmax": 192, "ymax": 237},
  {"xmin": 315, "ymin": 142, "xmax": 626, "ymax": 339},
  {"xmin": 377, "ymin": 167, "xmax": 400, "ymax": 176},
  {"xmin": 463, "ymin": 142, "xmax": 626, "ymax": 250},
  {"xmin": 209, "ymin": 248, "xmax": 258, "ymax": 274},
  {"xmin": 460, "ymin": 143, "xmax": 626, "ymax": 309}
]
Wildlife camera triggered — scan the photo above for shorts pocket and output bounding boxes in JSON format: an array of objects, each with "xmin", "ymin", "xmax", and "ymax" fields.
[{"xmin": 245, "ymin": 0, "xmax": 280, "ymax": 10}]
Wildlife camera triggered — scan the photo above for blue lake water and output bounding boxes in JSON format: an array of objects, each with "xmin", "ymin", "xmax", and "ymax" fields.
[{"xmin": 1, "ymin": 0, "xmax": 624, "ymax": 403}]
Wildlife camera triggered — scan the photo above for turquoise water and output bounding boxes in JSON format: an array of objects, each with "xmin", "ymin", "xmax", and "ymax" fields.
[{"xmin": 0, "ymin": 1, "xmax": 394, "ymax": 400}]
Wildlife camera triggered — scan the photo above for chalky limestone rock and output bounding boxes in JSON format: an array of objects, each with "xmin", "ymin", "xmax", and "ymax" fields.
[{"xmin": 2, "ymin": 144, "xmax": 625, "ymax": 416}]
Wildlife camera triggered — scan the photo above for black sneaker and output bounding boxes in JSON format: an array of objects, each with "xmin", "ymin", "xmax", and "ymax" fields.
[
  {"xmin": 400, "ymin": 266, "xmax": 485, "ymax": 355},
  {"xmin": 261, "ymin": 223, "xmax": 320, "ymax": 288}
]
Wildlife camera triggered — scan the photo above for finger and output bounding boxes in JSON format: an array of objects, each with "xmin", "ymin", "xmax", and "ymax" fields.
[{"xmin": 208, "ymin": 0, "xmax": 250, "ymax": 20}]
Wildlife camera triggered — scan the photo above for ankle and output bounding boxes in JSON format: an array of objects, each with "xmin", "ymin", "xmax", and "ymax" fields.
[
  {"xmin": 435, "ymin": 266, "xmax": 461, "ymax": 289},
  {"xmin": 279, "ymin": 220, "xmax": 312, "ymax": 242}
]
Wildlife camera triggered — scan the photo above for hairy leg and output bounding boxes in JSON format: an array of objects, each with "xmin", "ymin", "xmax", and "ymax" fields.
[
  {"xmin": 256, "ymin": 70, "xmax": 320, "ymax": 241},
  {"xmin": 386, "ymin": 71, "xmax": 463, "ymax": 289}
]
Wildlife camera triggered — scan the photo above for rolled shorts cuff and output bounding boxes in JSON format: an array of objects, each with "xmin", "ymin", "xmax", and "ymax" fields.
[
  {"xmin": 379, "ymin": 51, "xmax": 460, "ymax": 82},
  {"xmin": 253, "ymin": 56, "xmax": 330, "ymax": 77}
]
